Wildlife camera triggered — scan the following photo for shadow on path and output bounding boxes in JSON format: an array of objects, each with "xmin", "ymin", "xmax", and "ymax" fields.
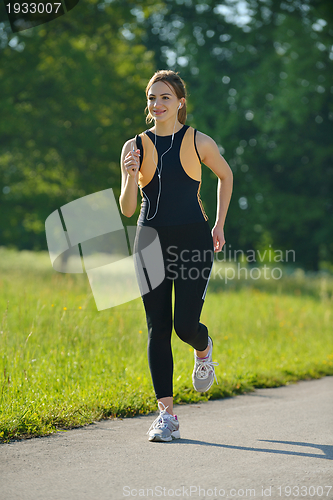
[
  {"xmin": 164, "ymin": 438, "xmax": 332, "ymax": 460},
  {"xmin": 259, "ymin": 440, "xmax": 333, "ymax": 460}
]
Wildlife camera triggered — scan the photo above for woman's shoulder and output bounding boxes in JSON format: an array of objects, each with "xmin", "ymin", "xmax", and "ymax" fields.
[
  {"xmin": 194, "ymin": 129, "xmax": 216, "ymax": 147},
  {"xmin": 121, "ymin": 137, "xmax": 136, "ymax": 154},
  {"xmin": 191, "ymin": 128, "xmax": 217, "ymax": 161},
  {"xmin": 122, "ymin": 131, "xmax": 146, "ymax": 149},
  {"xmin": 192, "ymin": 127, "xmax": 214, "ymax": 144}
]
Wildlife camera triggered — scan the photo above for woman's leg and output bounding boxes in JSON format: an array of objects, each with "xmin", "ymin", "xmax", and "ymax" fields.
[
  {"xmin": 157, "ymin": 396, "xmax": 173, "ymax": 415},
  {"xmin": 141, "ymin": 274, "xmax": 174, "ymax": 413},
  {"xmin": 195, "ymin": 343, "xmax": 210, "ymax": 358},
  {"xmin": 171, "ymin": 221, "xmax": 214, "ymax": 351},
  {"xmin": 170, "ymin": 222, "xmax": 217, "ymax": 393},
  {"xmin": 134, "ymin": 225, "xmax": 175, "ymax": 415}
]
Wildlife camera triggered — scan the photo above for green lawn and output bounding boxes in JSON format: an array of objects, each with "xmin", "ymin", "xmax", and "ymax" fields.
[{"xmin": 0, "ymin": 247, "xmax": 332, "ymax": 442}]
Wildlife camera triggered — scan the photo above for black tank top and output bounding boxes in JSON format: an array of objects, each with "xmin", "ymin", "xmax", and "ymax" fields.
[{"xmin": 136, "ymin": 124, "xmax": 208, "ymax": 227}]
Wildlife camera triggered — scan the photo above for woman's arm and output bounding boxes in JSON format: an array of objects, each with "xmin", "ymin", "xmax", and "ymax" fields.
[
  {"xmin": 119, "ymin": 139, "xmax": 140, "ymax": 217},
  {"xmin": 196, "ymin": 132, "xmax": 233, "ymax": 252}
]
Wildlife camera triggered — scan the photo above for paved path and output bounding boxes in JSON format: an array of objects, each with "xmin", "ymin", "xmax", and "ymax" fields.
[{"xmin": 1, "ymin": 377, "xmax": 332, "ymax": 500}]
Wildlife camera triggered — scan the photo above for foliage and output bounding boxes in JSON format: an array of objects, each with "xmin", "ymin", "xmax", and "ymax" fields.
[
  {"xmin": 0, "ymin": 247, "xmax": 332, "ymax": 441},
  {"xmin": 0, "ymin": 0, "xmax": 155, "ymax": 249},
  {"xmin": 0, "ymin": 0, "xmax": 332, "ymax": 269},
  {"xmin": 139, "ymin": 0, "xmax": 333, "ymax": 269}
]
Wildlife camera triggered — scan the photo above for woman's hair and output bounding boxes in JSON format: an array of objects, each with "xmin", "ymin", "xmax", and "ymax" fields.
[{"xmin": 145, "ymin": 70, "xmax": 188, "ymax": 125}]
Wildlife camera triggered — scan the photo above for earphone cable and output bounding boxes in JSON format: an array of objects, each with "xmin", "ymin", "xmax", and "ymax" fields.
[{"xmin": 132, "ymin": 106, "xmax": 180, "ymax": 221}]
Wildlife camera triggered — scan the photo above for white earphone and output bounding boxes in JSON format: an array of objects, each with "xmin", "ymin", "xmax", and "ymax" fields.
[
  {"xmin": 145, "ymin": 107, "xmax": 180, "ymax": 220},
  {"xmin": 133, "ymin": 100, "xmax": 183, "ymax": 220}
]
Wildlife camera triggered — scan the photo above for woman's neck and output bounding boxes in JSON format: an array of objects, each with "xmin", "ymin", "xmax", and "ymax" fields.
[{"xmin": 152, "ymin": 119, "xmax": 184, "ymax": 137}]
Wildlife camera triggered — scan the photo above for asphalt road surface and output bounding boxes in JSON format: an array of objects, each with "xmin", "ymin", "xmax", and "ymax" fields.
[{"xmin": 1, "ymin": 377, "xmax": 332, "ymax": 500}]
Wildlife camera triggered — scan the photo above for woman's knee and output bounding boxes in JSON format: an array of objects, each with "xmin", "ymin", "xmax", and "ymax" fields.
[
  {"xmin": 147, "ymin": 318, "xmax": 173, "ymax": 342},
  {"xmin": 173, "ymin": 317, "xmax": 198, "ymax": 344}
]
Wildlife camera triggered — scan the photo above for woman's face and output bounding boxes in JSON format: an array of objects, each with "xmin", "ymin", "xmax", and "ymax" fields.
[{"xmin": 147, "ymin": 81, "xmax": 182, "ymax": 121}]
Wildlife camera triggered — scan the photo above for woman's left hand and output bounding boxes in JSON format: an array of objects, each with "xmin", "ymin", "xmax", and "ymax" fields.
[{"xmin": 212, "ymin": 224, "xmax": 225, "ymax": 253}]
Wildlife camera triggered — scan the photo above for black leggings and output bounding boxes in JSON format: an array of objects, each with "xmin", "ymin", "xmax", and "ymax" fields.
[{"xmin": 133, "ymin": 220, "xmax": 214, "ymax": 400}]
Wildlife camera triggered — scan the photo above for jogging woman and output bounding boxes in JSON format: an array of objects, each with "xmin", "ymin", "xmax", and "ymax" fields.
[{"xmin": 119, "ymin": 70, "xmax": 233, "ymax": 442}]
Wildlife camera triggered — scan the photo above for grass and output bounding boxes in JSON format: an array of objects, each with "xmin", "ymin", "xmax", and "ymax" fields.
[{"xmin": 0, "ymin": 247, "xmax": 332, "ymax": 442}]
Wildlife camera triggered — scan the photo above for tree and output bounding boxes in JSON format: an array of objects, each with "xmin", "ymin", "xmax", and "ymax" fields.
[
  {"xmin": 0, "ymin": 0, "xmax": 155, "ymax": 249},
  {"xmin": 136, "ymin": 0, "xmax": 333, "ymax": 269},
  {"xmin": 1, "ymin": 0, "xmax": 332, "ymax": 270}
]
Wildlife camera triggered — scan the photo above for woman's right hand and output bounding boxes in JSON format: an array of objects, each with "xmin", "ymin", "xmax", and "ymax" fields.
[{"xmin": 124, "ymin": 142, "xmax": 140, "ymax": 179}]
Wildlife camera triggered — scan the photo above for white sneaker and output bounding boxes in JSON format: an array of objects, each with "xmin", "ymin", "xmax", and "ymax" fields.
[
  {"xmin": 192, "ymin": 336, "xmax": 219, "ymax": 392},
  {"xmin": 147, "ymin": 402, "xmax": 180, "ymax": 442}
]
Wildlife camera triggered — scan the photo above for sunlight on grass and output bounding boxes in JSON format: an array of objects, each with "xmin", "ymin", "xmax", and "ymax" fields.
[{"xmin": 0, "ymin": 247, "xmax": 332, "ymax": 442}]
